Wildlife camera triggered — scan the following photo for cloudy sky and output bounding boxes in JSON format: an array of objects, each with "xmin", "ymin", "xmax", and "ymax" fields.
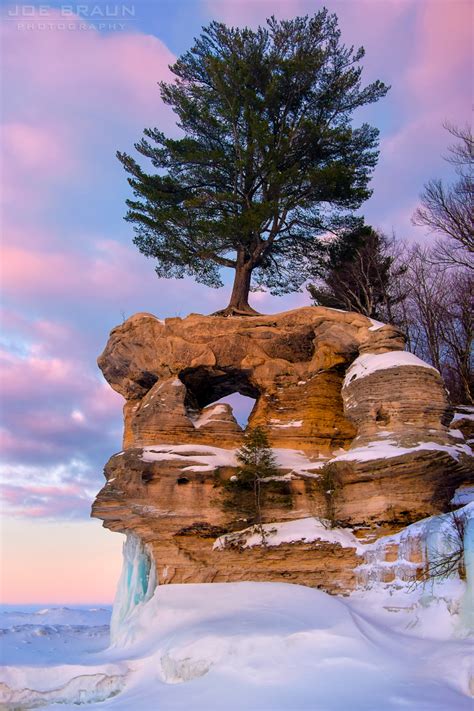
[{"xmin": 0, "ymin": 0, "xmax": 471, "ymax": 603}]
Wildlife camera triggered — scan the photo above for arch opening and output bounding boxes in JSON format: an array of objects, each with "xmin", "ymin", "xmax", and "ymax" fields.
[
  {"xmin": 213, "ymin": 392, "xmax": 257, "ymax": 427},
  {"xmin": 179, "ymin": 366, "xmax": 260, "ymax": 428}
]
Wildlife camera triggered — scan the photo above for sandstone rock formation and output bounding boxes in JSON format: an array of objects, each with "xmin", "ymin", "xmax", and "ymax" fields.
[{"xmin": 92, "ymin": 307, "xmax": 473, "ymax": 593}]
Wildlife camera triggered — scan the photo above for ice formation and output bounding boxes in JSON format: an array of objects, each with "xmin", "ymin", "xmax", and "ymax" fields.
[
  {"xmin": 110, "ymin": 533, "xmax": 157, "ymax": 644},
  {"xmin": 355, "ymin": 503, "xmax": 474, "ymax": 638}
]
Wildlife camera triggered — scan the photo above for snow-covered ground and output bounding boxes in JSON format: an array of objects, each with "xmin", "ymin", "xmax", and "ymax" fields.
[
  {"xmin": 1, "ymin": 580, "xmax": 472, "ymax": 710},
  {"xmin": 0, "ymin": 536, "xmax": 473, "ymax": 711},
  {"xmin": 1, "ymin": 506, "xmax": 473, "ymax": 710}
]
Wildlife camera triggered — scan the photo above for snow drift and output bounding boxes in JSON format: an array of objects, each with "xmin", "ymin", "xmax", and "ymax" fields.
[{"xmin": 1, "ymin": 504, "xmax": 473, "ymax": 709}]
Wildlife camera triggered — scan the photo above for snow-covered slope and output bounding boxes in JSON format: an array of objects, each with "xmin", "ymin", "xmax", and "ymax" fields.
[
  {"xmin": 1, "ymin": 579, "xmax": 472, "ymax": 710},
  {"xmin": 2, "ymin": 504, "xmax": 473, "ymax": 710}
]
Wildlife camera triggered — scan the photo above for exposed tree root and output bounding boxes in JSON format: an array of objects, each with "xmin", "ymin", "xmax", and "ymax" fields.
[{"xmin": 211, "ymin": 305, "xmax": 261, "ymax": 317}]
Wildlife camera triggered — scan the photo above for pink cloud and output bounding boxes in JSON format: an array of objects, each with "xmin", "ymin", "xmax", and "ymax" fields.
[
  {"xmin": 82, "ymin": 382, "xmax": 124, "ymax": 419},
  {"xmin": 0, "ymin": 348, "xmax": 78, "ymax": 399},
  {"xmin": 0, "ymin": 233, "xmax": 234, "ymax": 316},
  {"xmin": 1, "ymin": 122, "xmax": 72, "ymax": 174},
  {"xmin": 406, "ymin": 0, "xmax": 472, "ymax": 100},
  {"xmin": 0, "ymin": 428, "xmax": 61, "ymax": 457},
  {"xmin": 1, "ymin": 482, "xmax": 91, "ymax": 518},
  {"xmin": 0, "ymin": 344, "xmax": 121, "ymax": 427},
  {"xmin": 0, "ymin": 238, "xmax": 156, "ymax": 303},
  {"xmin": 1, "ymin": 11, "xmax": 176, "ymax": 212},
  {"xmin": 1, "ymin": 245, "xmax": 83, "ymax": 297},
  {"xmin": 204, "ymin": 0, "xmax": 411, "ymax": 57},
  {"xmin": 1, "ymin": 11, "xmax": 175, "ymax": 119}
]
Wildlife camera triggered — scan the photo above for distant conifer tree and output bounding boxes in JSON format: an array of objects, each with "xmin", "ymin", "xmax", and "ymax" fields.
[{"xmin": 308, "ymin": 226, "xmax": 406, "ymax": 321}]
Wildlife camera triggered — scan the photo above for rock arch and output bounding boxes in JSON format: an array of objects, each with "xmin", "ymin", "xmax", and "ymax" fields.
[{"xmin": 93, "ymin": 307, "xmax": 472, "ymax": 591}]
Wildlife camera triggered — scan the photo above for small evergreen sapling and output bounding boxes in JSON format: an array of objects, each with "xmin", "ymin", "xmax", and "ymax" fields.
[{"xmin": 233, "ymin": 426, "xmax": 278, "ymax": 543}]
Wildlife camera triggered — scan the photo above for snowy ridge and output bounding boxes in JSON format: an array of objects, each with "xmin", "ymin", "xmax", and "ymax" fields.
[
  {"xmin": 0, "ymin": 607, "xmax": 110, "ymax": 627},
  {"xmin": 368, "ymin": 317, "xmax": 386, "ymax": 331},
  {"xmin": 0, "ymin": 608, "xmax": 112, "ymax": 666},
  {"xmin": 344, "ymin": 350, "xmax": 438, "ymax": 386},
  {"xmin": 192, "ymin": 404, "xmax": 229, "ymax": 429},
  {"xmin": 140, "ymin": 437, "xmax": 472, "ymax": 473},
  {"xmin": 452, "ymin": 486, "xmax": 474, "ymax": 506},
  {"xmin": 141, "ymin": 444, "xmax": 238, "ymax": 471},
  {"xmin": 452, "ymin": 407, "xmax": 474, "ymax": 424},
  {"xmin": 0, "ymin": 663, "xmax": 128, "ymax": 708},
  {"xmin": 270, "ymin": 419, "xmax": 303, "ymax": 428},
  {"xmin": 331, "ymin": 437, "xmax": 472, "ymax": 463}
]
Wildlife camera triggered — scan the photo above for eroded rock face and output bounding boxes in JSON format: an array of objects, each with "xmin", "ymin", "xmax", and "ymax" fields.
[
  {"xmin": 99, "ymin": 308, "xmax": 406, "ymax": 452},
  {"xmin": 93, "ymin": 307, "xmax": 473, "ymax": 593}
]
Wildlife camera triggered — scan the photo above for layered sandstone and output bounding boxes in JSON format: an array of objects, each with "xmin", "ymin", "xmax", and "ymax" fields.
[{"xmin": 92, "ymin": 307, "xmax": 473, "ymax": 593}]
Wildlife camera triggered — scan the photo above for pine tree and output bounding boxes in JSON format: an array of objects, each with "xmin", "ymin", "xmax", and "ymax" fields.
[
  {"xmin": 236, "ymin": 426, "xmax": 278, "ymax": 481},
  {"xmin": 232, "ymin": 426, "xmax": 278, "ymax": 542},
  {"xmin": 117, "ymin": 12, "xmax": 389, "ymax": 315}
]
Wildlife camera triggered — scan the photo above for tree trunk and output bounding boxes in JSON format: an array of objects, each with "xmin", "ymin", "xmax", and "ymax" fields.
[{"xmin": 214, "ymin": 255, "xmax": 260, "ymax": 316}]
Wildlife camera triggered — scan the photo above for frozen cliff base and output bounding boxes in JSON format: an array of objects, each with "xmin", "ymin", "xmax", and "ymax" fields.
[
  {"xmin": 2, "ymin": 503, "xmax": 473, "ymax": 709},
  {"xmin": 1, "ymin": 578, "xmax": 472, "ymax": 710}
]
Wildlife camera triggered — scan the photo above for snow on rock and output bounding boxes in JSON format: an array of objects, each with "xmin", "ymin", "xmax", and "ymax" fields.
[
  {"xmin": 331, "ymin": 437, "xmax": 472, "ymax": 463},
  {"xmin": 344, "ymin": 350, "xmax": 438, "ymax": 386},
  {"xmin": 192, "ymin": 404, "xmax": 228, "ymax": 429},
  {"xmin": 452, "ymin": 486, "xmax": 474, "ymax": 506},
  {"xmin": 272, "ymin": 448, "xmax": 326, "ymax": 474},
  {"xmin": 270, "ymin": 419, "xmax": 303, "ymax": 428},
  {"xmin": 213, "ymin": 517, "xmax": 364, "ymax": 552},
  {"xmin": 355, "ymin": 503, "xmax": 474, "ymax": 638},
  {"xmin": 363, "ymin": 503, "xmax": 472, "ymax": 559},
  {"xmin": 348, "ymin": 516, "xmax": 473, "ymax": 664},
  {"xmin": 452, "ymin": 408, "xmax": 474, "ymax": 423},
  {"xmin": 368, "ymin": 317, "xmax": 386, "ymax": 331},
  {"xmin": 141, "ymin": 445, "xmax": 326, "ymax": 476},
  {"xmin": 141, "ymin": 444, "xmax": 238, "ymax": 471}
]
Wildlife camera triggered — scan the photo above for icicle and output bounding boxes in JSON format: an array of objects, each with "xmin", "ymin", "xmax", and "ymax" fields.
[{"xmin": 110, "ymin": 533, "xmax": 157, "ymax": 645}]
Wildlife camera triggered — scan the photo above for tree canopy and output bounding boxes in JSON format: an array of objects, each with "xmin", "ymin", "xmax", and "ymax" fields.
[{"xmin": 118, "ymin": 10, "xmax": 389, "ymax": 314}]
